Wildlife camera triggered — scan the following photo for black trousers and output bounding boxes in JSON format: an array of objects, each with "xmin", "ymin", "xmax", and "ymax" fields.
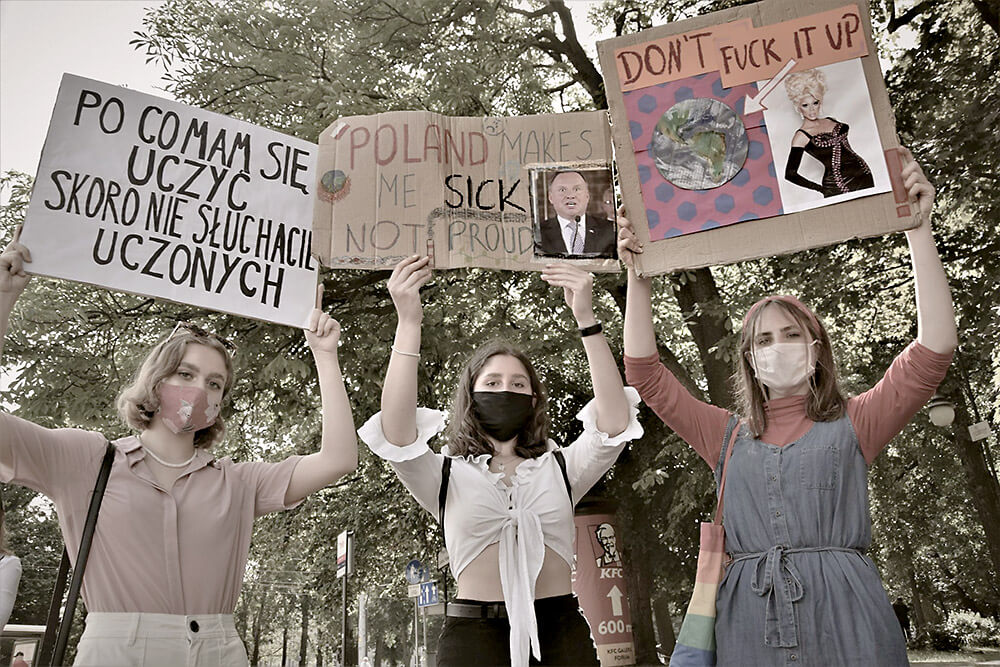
[{"xmin": 437, "ymin": 594, "xmax": 600, "ymax": 666}]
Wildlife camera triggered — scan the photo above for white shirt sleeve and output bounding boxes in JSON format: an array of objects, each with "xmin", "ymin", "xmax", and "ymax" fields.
[
  {"xmin": 562, "ymin": 386, "xmax": 643, "ymax": 504},
  {"xmin": 358, "ymin": 408, "xmax": 447, "ymax": 519},
  {"xmin": 0, "ymin": 555, "xmax": 22, "ymax": 627}
]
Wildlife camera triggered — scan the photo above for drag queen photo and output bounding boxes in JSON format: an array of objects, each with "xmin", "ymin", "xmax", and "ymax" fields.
[{"xmin": 783, "ymin": 68, "xmax": 875, "ymax": 197}]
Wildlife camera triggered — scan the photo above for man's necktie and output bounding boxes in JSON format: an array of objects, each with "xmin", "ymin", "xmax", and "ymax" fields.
[{"xmin": 566, "ymin": 221, "xmax": 584, "ymax": 254}]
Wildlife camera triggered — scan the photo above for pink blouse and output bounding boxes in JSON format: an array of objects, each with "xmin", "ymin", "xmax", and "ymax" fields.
[{"xmin": 0, "ymin": 413, "xmax": 302, "ymax": 614}]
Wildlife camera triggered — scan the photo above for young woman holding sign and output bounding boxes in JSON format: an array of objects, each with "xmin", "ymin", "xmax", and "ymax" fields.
[
  {"xmin": 0, "ymin": 229, "xmax": 358, "ymax": 666},
  {"xmin": 359, "ymin": 256, "xmax": 642, "ymax": 667},
  {"xmin": 620, "ymin": 149, "xmax": 956, "ymax": 665}
]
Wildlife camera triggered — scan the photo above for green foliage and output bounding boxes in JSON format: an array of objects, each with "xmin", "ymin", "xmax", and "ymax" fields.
[
  {"xmin": 3, "ymin": 0, "xmax": 999, "ymax": 662},
  {"xmin": 944, "ymin": 611, "xmax": 1000, "ymax": 648}
]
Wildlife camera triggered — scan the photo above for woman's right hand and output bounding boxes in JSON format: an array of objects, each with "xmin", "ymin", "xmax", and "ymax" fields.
[
  {"xmin": 387, "ymin": 255, "xmax": 432, "ymax": 325},
  {"xmin": 0, "ymin": 226, "xmax": 32, "ymax": 301},
  {"xmin": 616, "ymin": 209, "xmax": 643, "ymax": 269}
]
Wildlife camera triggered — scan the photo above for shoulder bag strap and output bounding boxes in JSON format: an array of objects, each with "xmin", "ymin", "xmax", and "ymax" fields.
[
  {"xmin": 553, "ymin": 449, "xmax": 572, "ymax": 505},
  {"xmin": 40, "ymin": 440, "xmax": 115, "ymax": 667},
  {"xmin": 713, "ymin": 420, "xmax": 741, "ymax": 525}
]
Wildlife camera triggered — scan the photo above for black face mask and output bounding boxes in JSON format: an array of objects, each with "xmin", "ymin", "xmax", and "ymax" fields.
[{"xmin": 471, "ymin": 391, "xmax": 534, "ymax": 442}]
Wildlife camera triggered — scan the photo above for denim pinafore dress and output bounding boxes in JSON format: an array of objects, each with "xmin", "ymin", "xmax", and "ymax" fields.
[{"xmin": 713, "ymin": 416, "xmax": 907, "ymax": 666}]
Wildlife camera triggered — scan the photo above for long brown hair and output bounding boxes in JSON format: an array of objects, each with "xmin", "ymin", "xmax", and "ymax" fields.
[
  {"xmin": 734, "ymin": 296, "xmax": 846, "ymax": 438},
  {"xmin": 445, "ymin": 341, "xmax": 550, "ymax": 459},
  {"xmin": 117, "ymin": 328, "xmax": 235, "ymax": 448}
]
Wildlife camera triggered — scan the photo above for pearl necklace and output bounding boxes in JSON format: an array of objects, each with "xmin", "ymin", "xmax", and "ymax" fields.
[
  {"xmin": 492, "ymin": 455, "xmax": 520, "ymax": 473},
  {"xmin": 138, "ymin": 434, "xmax": 197, "ymax": 469}
]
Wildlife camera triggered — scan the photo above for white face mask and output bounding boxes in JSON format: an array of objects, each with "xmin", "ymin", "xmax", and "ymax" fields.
[{"xmin": 750, "ymin": 341, "xmax": 817, "ymax": 392}]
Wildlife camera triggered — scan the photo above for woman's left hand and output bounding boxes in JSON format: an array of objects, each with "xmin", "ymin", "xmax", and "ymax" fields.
[
  {"xmin": 541, "ymin": 263, "xmax": 596, "ymax": 326},
  {"xmin": 900, "ymin": 146, "xmax": 935, "ymax": 219},
  {"xmin": 305, "ymin": 284, "xmax": 341, "ymax": 354}
]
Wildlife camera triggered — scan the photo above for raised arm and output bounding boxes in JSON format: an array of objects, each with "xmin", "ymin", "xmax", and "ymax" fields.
[
  {"xmin": 784, "ymin": 132, "xmax": 824, "ymax": 193},
  {"xmin": 381, "ymin": 256, "xmax": 432, "ymax": 446},
  {"xmin": 0, "ymin": 227, "xmax": 31, "ymax": 361},
  {"xmin": 901, "ymin": 148, "xmax": 958, "ymax": 355},
  {"xmin": 285, "ymin": 285, "xmax": 359, "ymax": 505},
  {"xmin": 540, "ymin": 263, "xmax": 629, "ymax": 437},
  {"xmin": 617, "ymin": 215, "xmax": 658, "ymax": 359},
  {"xmin": 617, "ymin": 214, "xmax": 731, "ymax": 467}
]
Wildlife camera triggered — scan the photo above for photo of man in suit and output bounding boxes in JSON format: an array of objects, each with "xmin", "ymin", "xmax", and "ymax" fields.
[{"xmin": 534, "ymin": 170, "xmax": 617, "ymax": 259}]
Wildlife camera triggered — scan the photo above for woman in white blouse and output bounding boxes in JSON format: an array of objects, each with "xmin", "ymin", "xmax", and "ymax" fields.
[
  {"xmin": 359, "ymin": 256, "xmax": 643, "ymax": 667},
  {"xmin": 0, "ymin": 498, "xmax": 21, "ymax": 629}
]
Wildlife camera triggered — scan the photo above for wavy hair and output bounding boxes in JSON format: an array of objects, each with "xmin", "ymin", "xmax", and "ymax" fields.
[
  {"xmin": 734, "ymin": 296, "xmax": 846, "ymax": 438},
  {"xmin": 445, "ymin": 341, "xmax": 550, "ymax": 459},
  {"xmin": 784, "ymin": 69, "xmax": 827, "ymax": 106},
  {"xmin": 116, "ymin": 328, "xmax": 235, "ymax": 448}
]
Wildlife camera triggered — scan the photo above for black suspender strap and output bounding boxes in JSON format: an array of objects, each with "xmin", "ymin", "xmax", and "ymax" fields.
[
  {"xmin": 438, "ymin": 456, "xmax": 452, "ymax": 547},
  {"xmin": 553, "ymin": 449, "xmax": 573, "ymax": 504},
  {"xmin": 40, "ymin": 440, "xmax": 115, "ymax": 667}
]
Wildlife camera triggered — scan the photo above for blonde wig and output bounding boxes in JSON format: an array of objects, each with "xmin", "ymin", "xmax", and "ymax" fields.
[{"xmin": 784, "ymin": 69, "xmax": 828, "ymax": 106}]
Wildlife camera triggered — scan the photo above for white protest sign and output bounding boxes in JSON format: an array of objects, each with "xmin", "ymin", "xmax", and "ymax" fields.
[{"xmin": 20, "ymin": 74, "xmax": 318, "ymax": 328}]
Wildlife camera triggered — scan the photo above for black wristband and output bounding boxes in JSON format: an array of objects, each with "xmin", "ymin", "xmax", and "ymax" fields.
[{"xmin": 578, "ymin": 322, "xmax": 603, "ymax": 338}]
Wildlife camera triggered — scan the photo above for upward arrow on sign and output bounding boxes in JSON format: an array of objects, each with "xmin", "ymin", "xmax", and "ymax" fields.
[
  {"xmin": 607, "ymin": 585, "xmax": 624, "ymax": 617},
  {"xmin": 744, "ymin": 58, "xmax": 798, "ymax": 115}
]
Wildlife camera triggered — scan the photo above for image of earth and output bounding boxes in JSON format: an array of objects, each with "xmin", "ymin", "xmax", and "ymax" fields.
[{"xmin": 650, "ymin": 98, "xmax": 748, "ymax": 190}]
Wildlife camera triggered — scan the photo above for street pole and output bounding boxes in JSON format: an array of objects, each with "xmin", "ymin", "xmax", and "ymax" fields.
[
  {"xmin": 342, "ymin": 572, "xmax": 348, "ymax": 667},
  {"xmin": 413, "ymin": 598, "xmax": 419, "ymax": 667},
  {"xmin": 422, "ymin": 606, "xmax": 428, "ymax": 667}
]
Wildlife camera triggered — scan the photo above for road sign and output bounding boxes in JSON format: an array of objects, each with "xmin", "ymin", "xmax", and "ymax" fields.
[
  {"xmin": 418, "ymin": 581, "xmax": 439, "ymax": 607},
  {"xmin": 404, "ymin": 559, "xmax": 427, "ymax": 584},
  {"xmin": 407, "ymin": 584, "xmax": 421, "ymax": 598},
  {"xmin": 336, "ymin": 530, "xmax": 354, "ymax": 579},
  {"xmin": 970, "ymin": 421, "xmax": 993, "ymax": 441}
]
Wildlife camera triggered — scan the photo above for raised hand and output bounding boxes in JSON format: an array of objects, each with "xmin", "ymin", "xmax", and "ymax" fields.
[
  {"xmin": 900, "ymin": 147, "xmax": 935, "ymax": 219},
  {"xmin": 305, "ymin": 283, "xmax": 341, "ymax": 355},
  {"xmin": 387, "ymin": 256, "xmax": 432, "ymax": 325},
  {"xmin": 0, "ymin": 226, "xmax": 32, "ymax": 299},
  {"xmin": 540, "ymin": 263, "xmax": 596, "ymax": 327},
  {"xmin": 616, "ymin": 210, "xmax": 642, "ymax": 269}
]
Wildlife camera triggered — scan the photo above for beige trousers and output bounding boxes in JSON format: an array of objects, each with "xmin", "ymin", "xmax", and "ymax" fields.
[{"xmin": 74, "ymin": 612, "xmax": 248, "ymax": 667}]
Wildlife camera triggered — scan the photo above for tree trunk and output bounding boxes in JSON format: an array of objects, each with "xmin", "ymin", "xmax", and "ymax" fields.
[
  {"xmin": 282, "ymin": 626, "xmax": 289, "ymax": 667},
  {"xmin": 623, "ymin": 538, "xmax": 658, "ymax": 665},
  {"xmin": 945, "ymin": 378, "xmax": 1000, "ymax": 583},
  {"xmin": 251, "ymin": 587, "xmax": 269, "ymax": 667},
  {"xmin": 670, "ymin": 269, "xmax": 737, "ymax": 408},
  {"xmin": 300, "ymin": 593, "xmax": 310, "ymax": 666},
  {"xmin": 652, "ymin": 597, "xmax": 677, "ymax": 657}
]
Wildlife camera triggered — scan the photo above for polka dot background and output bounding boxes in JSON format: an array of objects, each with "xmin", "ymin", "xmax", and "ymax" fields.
[{"xmin": 623, "ymin": 72, "xmax": 784, "ymax": 240}]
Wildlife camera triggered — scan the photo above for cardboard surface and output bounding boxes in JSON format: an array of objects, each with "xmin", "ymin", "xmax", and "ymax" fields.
[
  {"xmin": 20, "ymin": 74, "xmax": 318, "ymax": 327},
  {"xmin": 311, "ymin": 111, "xmax": 619, "ymax": 272},
  {"xmin": 597, "ymin": 0, "xmax": 917, "ymax": 277}
]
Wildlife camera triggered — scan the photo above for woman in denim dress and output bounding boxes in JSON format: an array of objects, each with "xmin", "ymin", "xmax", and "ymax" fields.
[{"xmin": 620, "ymin": 150, "xmax": 957, "ymax": 665}]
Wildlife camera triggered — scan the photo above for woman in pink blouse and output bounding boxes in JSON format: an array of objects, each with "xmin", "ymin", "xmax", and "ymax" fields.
[
  {"xmin": 619, "ymin": 150, "xmax": 956, "ymax": 666},
  {"xmin": 359, "ymin": 257, "xmax": 642, "ymax": 667},
  {"xmin": 0, "ymin": 229, "xmax": 358, "ymax": 666}
]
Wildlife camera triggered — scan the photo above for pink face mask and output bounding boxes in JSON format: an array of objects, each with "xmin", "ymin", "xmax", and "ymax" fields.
[{"xmin": 157, "ymin": 384, "xmax": 221, "ymax": 434}]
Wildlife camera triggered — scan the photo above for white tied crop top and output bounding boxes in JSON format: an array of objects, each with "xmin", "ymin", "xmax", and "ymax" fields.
[{"xmin": 359, "ymin": 387, "xmax": 643, "ymax": 667}]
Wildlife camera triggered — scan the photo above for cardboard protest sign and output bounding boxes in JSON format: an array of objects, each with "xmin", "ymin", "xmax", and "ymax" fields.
[
  {"xmin": 311, "ymin": 111, "xmax": 619, "ymax": 271},
  {"xmin": 598, "ymin": 0, "xmax": 916, "ymax": 276},
  {"xmin": 20, "ymin": 74, "xmax": 318, "ymax": 327}
]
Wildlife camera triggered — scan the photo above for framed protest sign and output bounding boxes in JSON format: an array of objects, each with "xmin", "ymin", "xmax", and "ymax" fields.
[
  {"xmin": 311, "ymin": 110, "xmax": 619, "ymax": 272},
  {"xmin": 597, "ymin": 0, "xmax": 917, "ymax": 276},
  {"xmin": 20, "ymin": 74, "xmax": 318, "ymax": 328}
]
